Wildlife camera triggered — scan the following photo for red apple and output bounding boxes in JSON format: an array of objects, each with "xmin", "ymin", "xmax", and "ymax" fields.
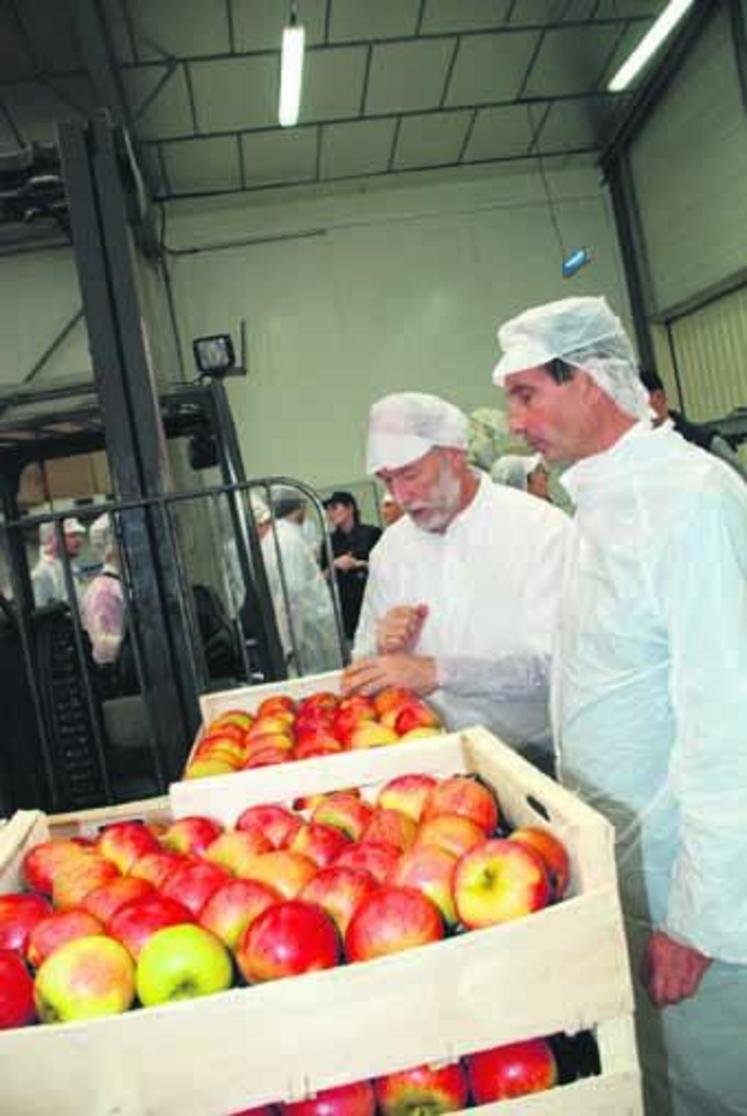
[
  {"xmin": 52, "ymin": 853, "xmax": 120, "ymax": 910},
  {"xmin": 453, "ymin": 839, "xmax": 550, "ymax": 929},
  {"xmin": 297, "ymin": 692, "xmax": 339, "ymax": 715},
  {"xmin": 198, "ymin": 878, "xmax": 281, "ymax": 950},
  {"xmin": 236, "ymin": 900, "xmax": 339, "ymax": 983},
  {"xmin": 0, "ymin": 949, "xmax": 35, "ymax": 1029},
  {"xmin": 509, "ymin": 827, "xmax": 571, "ymax": 900},
  {"xmin": 345, "ymin": 886, "xmax": 444, "ymax": 963},
  {"xmin": 422, "ymin": 776, "xmax": 499, "ymax": 834},
  {"xmin": 162, "ymin": 816, "xmax": 224, "ymax": 856},
  {"xmin": 415, "ymin": 814, "xmax": 485, "ymax": 859},
  {"xmin": 26, "ymin": 909, "xmax": 104, "ymax": 969},
  {"xmin": 257, "ymin": 695, "xmax": 296, "ymax": 718},
  {"xmin": 465, "ymin": 1038, "xmax": 558, "ymax": 1102},
  {"xmin": 331, "ymin": 697, "xmax": 377, "ymax": 746},
  {"xmin": 21, "ymin": 838, "xmax": 90, "ymax": 896},
  {"xmin": 293, "ymin": 735, "xmax": 343, "ymax": 761},
  {"xmin": 294, "ymin": 708, "xmax": 335, "ymax": 736},
  {"xmin": 377, "ymin": 774, "xmax": 438, "ymax": 822},
  {"xmin": 200, "ymin": 722, "xmax": 246, "ymax": 745},
  {"xmin": 34, "ymin": 935, "xmax": 135, "ymax": 1022},
  {"xmin": 294, "ymin": 788, "xmax": 360, "ymax": 813},
  {"xmin": 236, "ymin": 804, "xmax": 304, "ymax": 849},
  {"xmin": 243, "ymin": 746, "xmax": 291, "ymax": 769},
  {"xmin": 373, "ymin": 686, "xmax": 414, "ymax": 719},
  {"xmin": 129, "ymin": 850, "xmax": 184, "ymax": 888},
  {"xmin": 243, "ymin": 732, "xmax": 294, "ymax": 756},
  {"xmin": 375, "ymin": 1062, "xmax": 468, "ymax": 1116},
  {"xmin": 334, "ymin": 841, "xmax": 400, "ymax": 885},
  {"xmin": 299, "ymin": 866, "xmax": 378, "ymax": 936},
  {"xmin": 107, "ymin": 894, "xmax": 194, "ymax": 959},
  {"xmin": 284, "ymin": 1080, "xmax": 376, "ymax": 1116},
  {"xmin": 161, "ymin": 861, "xmax": 229, "ymax": 915},
  {"xmin": 312, "ymin": 794, "xmax": 374, "ymax": 841},
  {"xmin": 393, "ymin": 702, "xmax": 441, "ymax": 736},
  {"xmin": 290, "ymin": 823, "xmax": 350, "ymax": 869},
  {"xmin": 389, "ymin": 846, "xmax": 458, "ymax": 928},
  {"xmin": 203, "ymin": 829, "xmax": 274, "ymax": 876},
  {"xmin": 95, "ymin": 821, "xmax": 162, "ymax": 874},
  {"xmin": 241, "ymin": 851, "xmax": 317, "ymax": 899},
  {"xmin": 82, "ymin": 876, "xmax": 155, "ymax": 924},
  {"xmin": 363, "ymin": 808, "xmax": 417, "ymax": 853},
  {"xmin": 248, "ymin": 716, "xmax": 295, "ymax": 738},
  {"xmin": 349, "ymin": 723, "xmax": 399, "ymax": 749},
  {"xmin": 194, "ymin": 732, "xmax": 249, "ymax": 764},
  {"xmin": 0, "ymin": 892, "xmax": 52, "ymax": 953}
]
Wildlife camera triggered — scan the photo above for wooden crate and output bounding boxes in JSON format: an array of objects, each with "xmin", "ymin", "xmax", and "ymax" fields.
[{"xmin": 0, "ymin": 730, "xmax": 643, "ymax": 1116}]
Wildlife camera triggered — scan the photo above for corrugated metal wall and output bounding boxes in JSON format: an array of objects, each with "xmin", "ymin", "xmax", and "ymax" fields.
[{"xmin": 668, "ymin": 284, "xmax": 747, "ymax": 421}]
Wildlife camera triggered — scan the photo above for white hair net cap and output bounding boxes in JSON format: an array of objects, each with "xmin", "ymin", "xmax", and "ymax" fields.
[
  {"xmin": 492, "ymin": 296, "xmax": 651, "ymax": 421},
  {"xmin": 89, "ymin": 514, "xmax": 113, "ymax": 561},
  {"xmin": 366, "ymin": 392, "xmax": 469, "ymax": 473},
  {"xmin": 38, "ymin": 517, "xmax": 86, "ymax": 548},
  {"xmin": 63, "ymin": 516, "xmax": 86, "ymax": 536},
  {"xmin": 250, "ymin": 493, "xmax": 271, "ymax": 525},
  {"xmin": 491, "ymin": 454, "xmax": 542, "ymax": 491}
]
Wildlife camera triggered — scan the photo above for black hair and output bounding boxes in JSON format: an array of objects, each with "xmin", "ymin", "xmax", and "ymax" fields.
[
  {"xmin": 638, "ymin": 366, "xmax": 664, "ymax": 394},
  {"xmin": 545, "ymin": 357, "xmax": 576, "ymax": 384}
]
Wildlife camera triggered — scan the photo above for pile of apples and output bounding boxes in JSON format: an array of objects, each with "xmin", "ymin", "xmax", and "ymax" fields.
[
  {"xmin": 185, "ymin": 688, "xmax": 443, "ymax": 779},
  {"xmin": 0, "ymin": 770, "xmax": 569, "ymax": 1033},
  {"xmin": 229, "ymin": 1033, "xmax": 560, "ymax": 1116}
]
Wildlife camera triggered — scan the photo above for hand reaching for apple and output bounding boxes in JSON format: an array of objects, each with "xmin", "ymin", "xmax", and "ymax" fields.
[
  {"xmin": 641, "ymin": 929, "xmax": 712, "ymax": 1007},
  {"xmin": 376, "ymin": 604, "xmax": 429, "ymax": 655},
  {"xmin": 342, "ymin": 654, "xmax": 438, "ymax": 698}
]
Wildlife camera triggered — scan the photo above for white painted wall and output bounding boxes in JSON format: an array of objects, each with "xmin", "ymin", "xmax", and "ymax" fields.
[{"xmin": 163, "ymin": 159, "xmax": 630, "ymax": 487}]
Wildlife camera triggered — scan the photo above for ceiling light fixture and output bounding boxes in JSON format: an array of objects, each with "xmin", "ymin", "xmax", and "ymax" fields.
[
  {"xmin": 608, "ymin": 0, "xmax": 695, "ymax": 92},
  {"xmin": 279, "ymin": 5, "xmax": 305, "ymax": 127}
]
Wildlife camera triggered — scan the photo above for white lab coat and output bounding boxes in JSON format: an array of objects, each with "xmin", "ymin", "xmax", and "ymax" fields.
[
  {"xmin": 261, "ymin": 518, "xmax": 342, "ymax": 677},
  {"xmin": 555, "ymin": 422, "xmax": 747, "ymax": 1115},
  {"xmin": 354, "ymin": 473, "xmax": 568, "ymax": 757}
]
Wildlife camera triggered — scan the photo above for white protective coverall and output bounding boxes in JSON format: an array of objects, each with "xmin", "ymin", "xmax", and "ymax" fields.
[
  {"xmin": 354, "ymin": 472, "xmax": 568, "ymax": 759},
  {"xmin": 555, "ymin": 421, "xmax": 747, "ymax": 1116},
  {"xmin": 261, "ymin": 516, "xmax": 342, "ymax": 677}
]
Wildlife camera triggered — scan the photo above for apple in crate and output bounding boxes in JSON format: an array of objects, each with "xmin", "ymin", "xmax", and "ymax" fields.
[
  {"xmin": 509, "ymin": 827, "xmax": 571, "ymax": 900},
  {"xmin": 0, "ymin": 892, "xmax": 52, "ymax": 953},
  {"xmin": 209, "ymin": 709, "xmax": 254, "ymax": 732},
  {"xmin": 243, "ymin": 747, "xmax": 291, "ymax": 770},
  {"xmin": 22, "ymin": 837, "xmax": 91, "ymax": 896},
  {"xmin": 298, "ymin": 691, "xmax": 338, "ymax": 716},
  {"xmin": 0, "ymin": 949, "xmax": 36, "ymax": 1029},
  {"xmin": 107, "ymin": 894, "xmax": 194, "ymax": 959},
  {"xmin": 290, "ymin": 822, "xmax": 350, "ymax": 869},
  {"xmin": 203, "ymin": 829, "xmax": 273, "ymax": 876},
  {"xmin": 237, "ymin": 804, "xmax": 304, "ymax": 849},
  {"xmin": 162, "ymin": 815, "xmax": 223, "ymax": 856},
  {"xmin": 284, "ymin": 1080, "xmax": 376, "ymax": 1116},
  {"xmin": 374, "ymin": 686, "xmax": 414, "ymax": 719},
  {"xmin": 453, "ymin": 839, "xmax": 550, "ymax": 929},
  {"xmin": 82, "ymin": 876, "xmax": 155, "ymax": 923},
  {"xmin": 198, "ymin": 878, "xmax": 281, "ymax": 950},
  {"xmin": 334, "ymin": 841, "xmax": 400, "ymax": 885},
  {"xmin": 331, "ymin": 696, "xmax": 377, "ymax": 745},
  {"xmin": 422, "ymin": 776, "xmax": 499, "ymax": 834},
  {"xmin": 242, "ymin": 851, "xmax": 317, "ymax": 899},
  {"xmin": 389, "ymin": 846, "xmax": 458, "ymax": 929},
  {"xmin": 193, "ymin": 731, "xmax": 249, "ymax": 765},
  {"xmin": 52, "ymin": 852, "xmax": 120, "ymax": 910},
  {"xmin": 34, "ymin": 935, "xmax": 135, "ymax": 1022},
  {"xmin": 466, "ymin": 1038, "xmax": 558, "ymax": 1101},
  {"xmin": 136, "ymin": 924, "xmax": 233, "ymax": 1006},
  {"xmin": 393, "ymin": 701, "xmax": 441, "ymax": 737},
  {"xmin": 129, "ymin": 850, "xmax": 184, "ymax": 888},
  {"xmin": 363, "ymin": 808, "xmax": 417, "ymax": 853},
  {"xmin": 414, "ymin": 814, "xmax": 484, "ymax": 860},
  {"xmin": 345, "ymin": 886, "xmax": 444, "ymax": 962},
  {"xmin": 312, "ymin": 794, "xmax": 374, "ymax": 841},
  {"xmin": 349, "ymin": 723, "xmax": 399, "ymax": 749},
  {"xmin": 162, "ymin": 861, "xmax": 229, "ymax": 915},
  {"xmin": 26, "ymin": 909, "xmax": 104, "ymax": 969},
  {"xmin": 185, "ymin": 758, "xmax": 237, "ymax": 779},
  {"xmin": 257, "ymin": 694, "xmax": 296, "ymax": 718},
  {"xmin": 300, "ymin": 866, "xmax": 378, "ymax": 936},
  {"xmin": 377, "ymin": 774, "xmax": 437, "ymax": 822},
  {"xmin": 237, "ymin": 900, "xmax": 339, "ymax": 983},
  {"xmin": 375, "ymin": 1061, "xmax": 468, "ymax": 1116},
  {"xmin": 293, "ymin": 735, "xmax": 343, "ymax": 761}
]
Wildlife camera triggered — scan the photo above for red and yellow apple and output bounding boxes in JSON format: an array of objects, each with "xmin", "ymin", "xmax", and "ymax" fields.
[
  {"xmin": 236, "ymin": 804, "xmax": 304, "ymax": 849},
  {"xmin": 334, "ymin": 841, "xmax": 400, "ymax": 885},
  {"xmin": 82, "ymin": 876, "xmax": 154, "ymax": 924},
  {"xmin": 236, "ymin": 900, "xmax": 339, "ymax": 983},
  {"xmin": 289, "ymin": 822, "xmax": 350, "ymax": 869},
  {"xmin": 26, "ymin": 909, "xmax": 104, "ymax": 969},
  {"xmin": 107, "ymin": 894, "xmax": 194, "ymax": 959},
  {"xmin": 375, "ymin": 1061, "xmax": 468, "ymax": 1116},
  {"xmin": 509, "ymin": 827, "xmax": 571, "ymax": 900},
  {"xmin": 299, "ymin": 866, "xmax": 378, "ymax": 936},
  {"xmin": 363, "ymin": 808, "xmax": 417, "ymax": 853},
  {"xmin": 312, "ymin": 794, "xmax": 374, "ymax": 841},
  {"xmin": 128, "ymin": 850, "xmax": 184, "ymax": 889},
  {"xmin": 422, "ymin": 776, "xmax": 499, "ymax": 834},
  {"xmin": 415, "ymin": 814, "xmax": 485, "ymax": 860},
  {"xmin": 198, "ymin": 878, "xmax": 281, "ymax": 950},
  {"xmin": 284, "ymin": 1081, "xmax": 376, "ymax": 1116},
  {"xmin": 389, "ymin": 846, "xmax": 458, "ymax": 928},
  {"xmin": 161, "ymin": 815, "xmax": 224, "ymax": 856},
  {"xmin": 34, "ymin": 934, "xmax": 135, "ymax": 1022},
  {"xmin": 52, "ymin": 853, "xmax": 120, "ymax": 910},
  {"xmin": 203, "ymin": 829, "xmax": 273, "ymax": 876},
  {"xmin": 349, "ymin": 723, "xmax": 399, "ymax": 749},
  {"xmin": 465, "ymin": 1038, "xmax": 558, "ymax": 1102},
  {"xmin": 161, "ymin": 860, "xmax": 229, "ymax": 915},
  {"xmin": 241, "ymin": 851, "xmax": 317, "ymax": 899},
  {"xmin": 21, "ymin": 838, "xmax": 90, "ymax": 896},
  {"xmin": 453, "ymin": 839, "xmax": 550, "ymax": 929},
  {"xmin": 345, "ymin": 886, "xmax": 444, "ymax": 963},
  {"xmin": 0, "ymin": 892, "xmax": 52, "ymax": 953},
  {"xmin": 377, "ymin": 774, "xmax": 437, "ymax": 822}
]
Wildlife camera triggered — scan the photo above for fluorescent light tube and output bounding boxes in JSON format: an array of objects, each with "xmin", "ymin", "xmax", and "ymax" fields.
[
  {"xmin": 279, "ymin": 23, "xmax": 305, "ymax": 127},
  {"xmin": 608, "ymin": 0, "xmax": 695, "ymax": 92}
]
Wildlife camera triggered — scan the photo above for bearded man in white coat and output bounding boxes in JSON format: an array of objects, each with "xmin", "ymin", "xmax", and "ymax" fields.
[
  {"xmin": 344, "ymin": 392, "xmax": 568, "ymax": 769},
  {"xmin": 493, "ymin": 295, "xmax": 747, "ymax": 1116}
]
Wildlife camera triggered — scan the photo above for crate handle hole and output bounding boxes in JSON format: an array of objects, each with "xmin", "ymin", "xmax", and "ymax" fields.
[{"xmin": 525, "ymin": 794, "xmax": 550, "ymax": 821}]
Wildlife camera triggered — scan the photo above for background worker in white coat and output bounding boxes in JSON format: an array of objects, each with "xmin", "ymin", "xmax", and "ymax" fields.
[
  {"xmin": 491, "ymin": 453, "xmax": 553, "ymax": 502},
  {"xmin": 344, "ymin": 392, "xmax": 568, "ymax": 769},
  {"xmin": 493, "ymin": 295, "xmax": 747, "ymax": 1116},
  {"xmin": 31, "ymin": 517, "xmax": 87, "ymax": 607}
]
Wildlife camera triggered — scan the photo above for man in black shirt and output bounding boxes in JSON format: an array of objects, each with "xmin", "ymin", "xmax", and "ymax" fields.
[{"xmin": 323, "ymin": 492, "xmax": 382, "ymax": 641}]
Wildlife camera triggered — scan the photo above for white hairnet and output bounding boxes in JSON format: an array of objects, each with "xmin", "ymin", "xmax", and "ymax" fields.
[
  {"xmin": 250, "ymin": 493, "xmax": 271, "ymax": 525},
  {"xmin": 89, "ymin": 514, "xmax": 113, "ymax": 562},
  {"xmin": 38, "ymin": 517, "xmax": 85, "ymax": 549},
  {"xmin": 366, "ymin": 392, "xmax": 469, "ymax": 473},
  {"xmin": 63, "ymin": 516, "xmax": 86, "ymax": 536},
  {"xmin": 492, "ymin": 296, "xmax": 651, "ymax": 420},
  {"xmin": 491, "ymin": 454, "xmax": 543, "ymax": 491}
]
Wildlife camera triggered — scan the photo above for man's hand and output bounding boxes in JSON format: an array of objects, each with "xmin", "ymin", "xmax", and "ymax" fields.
[
  {"xmin": 333, "ymin": 553, "xmax": 360, "ymax": 572},
  {"xmin": 376, "ymin": 604, "xmax": 429, "ymax": 654},
  {"xmin": 342, "ymin": 654, "xmax": 438, "ymax": 698},
  {"xmin": 641, "ymin": 929, "xmax": 712, "ymax": 1007}
]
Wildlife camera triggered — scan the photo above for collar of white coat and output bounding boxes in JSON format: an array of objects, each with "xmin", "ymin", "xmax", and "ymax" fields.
[{"xmin": 560, "ymin": 419, "xmax": 656, "ymax": 503}]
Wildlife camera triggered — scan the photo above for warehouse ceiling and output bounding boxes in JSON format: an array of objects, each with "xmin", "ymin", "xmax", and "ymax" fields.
[{"xmin": 0, "ymin": 0, "xmax": 667, "ymax": 208}]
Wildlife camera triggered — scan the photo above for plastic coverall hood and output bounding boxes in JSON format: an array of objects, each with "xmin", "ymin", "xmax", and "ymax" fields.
[{"xmin": 556, "ymin": 421, "xmax": 747, "ymax": 1114}]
